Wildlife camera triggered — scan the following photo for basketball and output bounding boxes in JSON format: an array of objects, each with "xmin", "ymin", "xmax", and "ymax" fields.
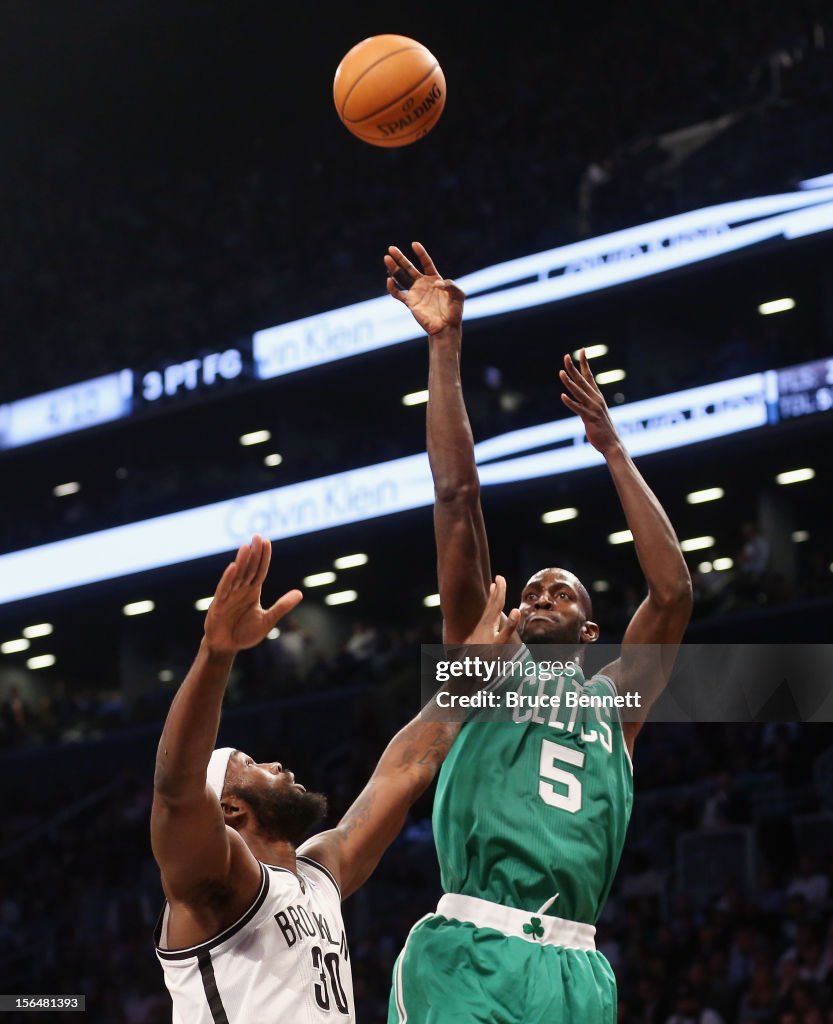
[{"xmin": 333, "ymin": 35, "xmax": 446, "ymax": 148}]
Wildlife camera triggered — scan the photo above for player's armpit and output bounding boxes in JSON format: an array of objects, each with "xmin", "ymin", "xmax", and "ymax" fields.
[
  {"xmin": 600, "ymin": 590, "xmax": 692, "ymax": 747},
  {"xmin": 298, "ymin": 778, "xmax": 408, "ymax": 901},
  {"xmin": 151, "ymin": 786, "xmax": 261, "ymax": 905}
]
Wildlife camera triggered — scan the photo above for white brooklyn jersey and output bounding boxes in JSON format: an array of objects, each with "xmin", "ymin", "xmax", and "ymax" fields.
[{"xmin": 155, "ymin": 857, "xmax": 355, "ymax": 1023}]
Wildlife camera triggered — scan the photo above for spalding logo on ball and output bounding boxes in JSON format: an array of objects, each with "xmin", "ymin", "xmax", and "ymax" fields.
[{"xmin": 334, "ymin": 34, "xmax": 446, "ymax": 147}]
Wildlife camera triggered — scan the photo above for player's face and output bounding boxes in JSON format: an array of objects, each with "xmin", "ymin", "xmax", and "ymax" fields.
[
  {"xmin": 225, "ymin": 751, "xmax": 328, "ymax": 844},
  {"xmin": 230, "ymin": 751, "xmax": 309, "ymax": 794},
  {"xmin": 517, "ymin": 569, "xmax": 589, "ymax": 646}
]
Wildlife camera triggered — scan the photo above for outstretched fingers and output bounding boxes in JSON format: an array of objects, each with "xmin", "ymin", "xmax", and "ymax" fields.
[
  {"xmin": 214, "ymin": 562, "xmax": 238, "ymax": 602},
  {"xmin": 560, "ymin": 392, "xmax": 584, "ymax": 415},
  {"xmin": 411, "ymin": 241, "xmax": 439, "ymax": 277},
  {"xmin": 240, "ymin": 535, "xmax": 263, "ymax": 587},
  {"xmin": 230, "ymin": 541, "xmax": 253, "ymax": 590},
  {"xmin": 385, "ymin": 274, "xmax": 408, "ymax": 303},
  {"xmin": 265, "ymin": 588, "xmax": 304, "ymax": 626},
  {"xmin": 497, "ymin": 608, "xmax": 521, "ymax": 644},
  {"xmin": 387, "ymin": 245, "xmax": 421, "ymax": 281},
  {"xmin": 478, "ymin": 576, "xmax": 520, "ymax": 643},
  {"xmin": 562, "ymin": 353, "xmax": 593, "ymax": 391},
  {"xmin": 252, "ymin": 536, "xmax": 272, "ymax": 589},
  {"xmin": 481, "ymin": 575, "xmax": 506, "ymax": 626},
  {"xmin": 577, "ymin": 348, "xmax": 599, "ymax": 388}
]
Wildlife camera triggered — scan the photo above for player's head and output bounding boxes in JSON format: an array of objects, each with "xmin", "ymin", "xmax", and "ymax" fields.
[
  {"xmin": 208, "ymin": 748, "xmax": 327, "ymax": 847},
  {"xmin": 517, "ymin": 568, "xmax": 599, "ymax": 648}
]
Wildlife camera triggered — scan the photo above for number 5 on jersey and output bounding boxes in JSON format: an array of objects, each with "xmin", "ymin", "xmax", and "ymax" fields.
[{"xmin": 538, "ymin": 738, "xmax": 585, "ymax": 814}]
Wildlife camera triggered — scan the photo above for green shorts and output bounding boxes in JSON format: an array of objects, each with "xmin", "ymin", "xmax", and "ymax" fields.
[{"xmin": 387, "ymin": 900, "xmax": 616, "ymax": 1024}]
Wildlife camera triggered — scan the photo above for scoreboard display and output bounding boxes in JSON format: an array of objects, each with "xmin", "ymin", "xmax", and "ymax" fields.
[{"xmin": 777, "ymin": 358, "xmax": 833, "ymax": 421}]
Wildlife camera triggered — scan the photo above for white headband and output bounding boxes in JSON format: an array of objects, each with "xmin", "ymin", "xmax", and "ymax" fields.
[{"xmin": 207, "ymin": 747, "xmax": 235, "ymax": 800}]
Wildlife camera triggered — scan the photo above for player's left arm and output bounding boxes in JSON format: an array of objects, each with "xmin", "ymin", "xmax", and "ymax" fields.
[
  {"xmin": 560, "ymin": 350, "xmax": 693, "ymax": 751},
  {"xmin": 299, "ymin": 578, "xmax": 519, "ymax": 899}
]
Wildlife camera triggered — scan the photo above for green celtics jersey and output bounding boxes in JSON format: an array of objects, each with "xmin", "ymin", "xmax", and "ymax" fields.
[{"xmin": 432, "ymin": 648, "xmax": 633, "ymax": 925}]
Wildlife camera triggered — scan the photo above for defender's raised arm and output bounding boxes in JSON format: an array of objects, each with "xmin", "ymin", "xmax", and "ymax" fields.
[
  {"xmin": 300, "ymin": 576, "xmax": 519, "ymax": 898},
  {"xmin": 151, "ymin": 536, "xmax": 302, "ymax": 910}
]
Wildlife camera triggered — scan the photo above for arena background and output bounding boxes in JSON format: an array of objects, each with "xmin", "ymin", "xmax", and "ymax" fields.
[{"xmin": 2, "ymin": 2, "xmax": 833, "ymax": 1021}]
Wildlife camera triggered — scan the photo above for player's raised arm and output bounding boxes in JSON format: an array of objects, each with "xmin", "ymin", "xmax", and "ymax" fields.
[
  {"xmin": 300, "ymin": 576, "xmax": 519, "ymax": 899},
  {"xmin": 385, "ymin": 242, "xmax": 494, "ymax": 643},
  {"xmin": 560, "ymin": 350, "xmax": 693, "ymax": 745},
  {"xmin": 151, "ymin": 536, "xmax": 303, "ymax": 904}
]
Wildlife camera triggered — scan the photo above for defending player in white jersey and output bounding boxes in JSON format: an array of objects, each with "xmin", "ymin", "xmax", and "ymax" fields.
[{"xmin": 152, "ymin": 533, "xmax": 518, "ymax": 1023}]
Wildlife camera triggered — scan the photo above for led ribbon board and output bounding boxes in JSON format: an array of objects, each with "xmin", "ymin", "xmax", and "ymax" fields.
[
  {"xmin": 0, "ymin": 371, "xmax": 133, "ymax": 451},
  {"xmin": 0, "ymin": 365, "xmax": 809, "ymax": 606},
  {"xmin": 252, "ymin": 179, "xmax": 833, "ymax": 379},
  {"xmin": 2, "ymin": 178, "xmax": 833, "ymax": 451}
]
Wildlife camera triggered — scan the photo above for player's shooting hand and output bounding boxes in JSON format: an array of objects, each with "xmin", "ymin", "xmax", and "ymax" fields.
[
  {"xmin": 463, "ymin": 576, "xmax": 520, "ymax": 645},
  {"xmin": 384, "ymin": 242, "xmax": 465, "ymax": 337},
  {"xmin": 203, "ymin": 535, "xmax": 303, "ymax": 655},
  {"xmin": 559, "ymin": 349, "xmax": 623, "ymax": 457}
]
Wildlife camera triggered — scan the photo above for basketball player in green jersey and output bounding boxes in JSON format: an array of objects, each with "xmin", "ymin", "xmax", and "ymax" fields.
[{"xmin": 383, "ymin": 243, "xmax": 693, "ymax": 1023}]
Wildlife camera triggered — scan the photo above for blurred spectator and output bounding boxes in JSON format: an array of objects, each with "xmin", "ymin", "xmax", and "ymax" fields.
[
  {"xmin": 785, "ymin": 856, "xmax": 830, "ymax": 907},
  {"xmin": 701, "ymin": 771, "xmax": 751, "ymax": 829},
  {"xmin": 664, "ymin": 980, "xmax": 726, "ymax": 1024}
]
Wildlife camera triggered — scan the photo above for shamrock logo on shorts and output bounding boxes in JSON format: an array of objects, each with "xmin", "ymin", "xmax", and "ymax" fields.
[{"xmin": 523, "ymin": 916, "xmax": 544, "ymax": 940}]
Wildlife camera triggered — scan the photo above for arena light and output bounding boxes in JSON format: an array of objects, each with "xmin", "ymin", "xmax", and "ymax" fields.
[
  {"xmin": 22, "ymin": 623, "xmax": 53, "ymax": 639},
  {"xmin": 303, "ymin": 571, "xmax": 337, "ymax": 588},
  {"xmin": 158, "ymin": 669, "xmax": 175, "ymax": 683},
  {"xmin": 27, "ymin": 654, "xmax": 56, "ymax": 670},
  {"xmin": 123, "ymin": 600, "xmax": 155, "ymax": 616},
  {"xmin": 194, "ymin": 597, "xmax": 213, "ymax": 611},
  {"xmin": 53, "ymin": 482, "xmax": 81, "ymax": 497},
  {"xmin": 239, "ymin": 429, "xmax": 271, "ymax": 447},
  {"xmin": 607, "ymin": 530, "xmax": 633, "ymax": 545},
  {"xmin": 423, "ymin": 593, "xmax": 441, "ymax": 607},
  {"xmin": 541, "ymin": 507, "xmax": 579, "ymax": 524},
  {"xmin": 402, "ymin": 389, "xmax": 429, "ymax": 407},
  {"xmin": 264, "ymin": 453, "xmax": 283, "ymax": 467},
  {"xmin": 573, "ymin": 344, "xmax": 608, "ymax": 360},
  {"xmin": 697, "ymin": 562, "xmax": 713, "ymax": 574},
  {"xmin": 1, "ymin": 638, "xmax": 30, "ymax": 654},
  {"xmin": 776, "ymin": 467, "xmax": 815, "ymax": 485},
  {"xmin": 686, "ymin": 487, "xmax": 724, "ymax": 504},
  {"xmin": 792, "ymin": 530, "xmax": 810, "ymax": 543},
  {"xmin": 712, "ymin": 557, "xmax": 734, "ymax": 571},
  {"xmin": 334, "ymin": 553, "xmax": 369, "ymax": 569},
  {"xmin": 680, "ymin": 536, "xmax": 715, "ymax": 552},
  {"xmin": 325, "ymin": 590, "xmax": 357, "ymax": 606},
  {"xmin": 591, "ymin": 580, "xmax": 610, "ymax": 593},
  {"xmin": 267, "ymin": 628, "xmax": 281, "ymax": 640},
  {"xmin": 594, "ymin": 369, "xmax": 626, "ymax": 386},
  {"xmin": 758, "ymin": 297, "xmax": 795, "ymax": 316}
]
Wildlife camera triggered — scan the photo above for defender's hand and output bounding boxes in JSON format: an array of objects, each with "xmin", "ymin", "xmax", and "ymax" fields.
[
  {"xmin": 384, "ymin": 242, "xmax": 465, "ymax": 336},
  {"xmin": 204, "ymin": 535, "xmax": 303, "ymax": 655},
  {"xmin": 560, "ymin": 349, "xmax": 623, "ymax": 456},
  {"xmin": 463, "ymin": 576, "xmax": 520, "ymax": 645}
]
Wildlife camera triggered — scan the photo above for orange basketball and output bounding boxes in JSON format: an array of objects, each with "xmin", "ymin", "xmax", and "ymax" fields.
[{"xmin": 333, "ymin": 35, "xmax": 446, "ymax": 148}]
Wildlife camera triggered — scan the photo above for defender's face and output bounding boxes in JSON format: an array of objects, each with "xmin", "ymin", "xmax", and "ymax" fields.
[
  {"xmin": 223, "ymin": 749, "xmax": 328, "ymax": 846},
  {"xmin": 517, "ymin": 569, "xmax": 586, "ymax": 645},
  {"xmin": 227, "ymin": 750, "xmax": 307, "ymax": 794}
]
